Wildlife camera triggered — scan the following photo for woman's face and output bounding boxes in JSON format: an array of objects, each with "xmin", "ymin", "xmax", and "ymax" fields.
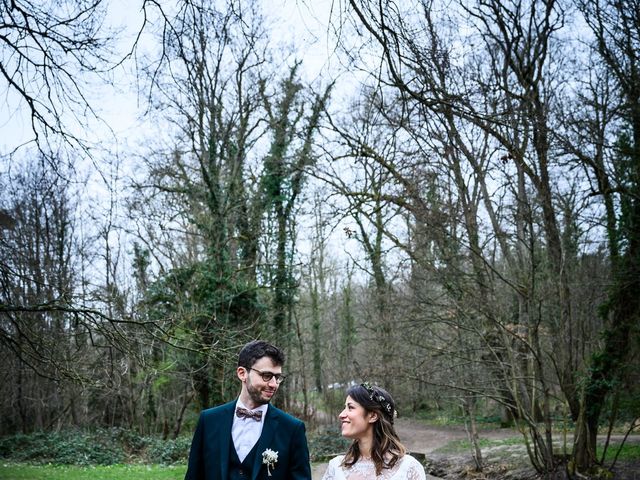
[{"xmin": 339, "ymin": 395, "xmax": 376, "ymax": 440}]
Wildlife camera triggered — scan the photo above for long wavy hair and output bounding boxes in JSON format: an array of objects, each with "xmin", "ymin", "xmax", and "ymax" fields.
[{"xmin": 341, "ymin": 383, "xmax": 406, "ymax": 475}]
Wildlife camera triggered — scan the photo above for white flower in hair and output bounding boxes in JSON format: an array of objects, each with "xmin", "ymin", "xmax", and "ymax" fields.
[{"xmin": 361, "ymin": 382, "xmax": 396, "ymax": 420}]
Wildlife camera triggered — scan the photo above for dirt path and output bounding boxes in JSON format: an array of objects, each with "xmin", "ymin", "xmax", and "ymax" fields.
[{"xmin": 393, "ymin": 417, "xmax": 518, "ymax": 454}]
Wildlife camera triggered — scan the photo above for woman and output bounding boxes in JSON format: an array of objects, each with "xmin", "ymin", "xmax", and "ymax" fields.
[{"xmin": 322, "ymin": 383, "xmax": 426, "ymax": 480}]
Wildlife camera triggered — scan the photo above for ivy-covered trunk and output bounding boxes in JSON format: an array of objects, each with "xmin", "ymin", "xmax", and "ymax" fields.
[
  {"xmin": 574, "ymin": 134, "xmax": 640, "ymax": 474},
  {"xmin": 572, "ymin": 0, "xmax": 640, "ymax": 473}
]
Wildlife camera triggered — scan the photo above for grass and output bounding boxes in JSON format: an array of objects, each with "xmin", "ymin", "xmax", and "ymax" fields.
[
  {"xmin": 434, "ymin": 436, "xmax": 523, "ymax": 453},
  {"xmin": 599, "ymin": 443, "xmax": 640, "ymax": 462},
  {"xmin": 0, "ymin": 463, "xmax": 187, "ymax": 479},
  {"xmin": 412, "ymin": 410, "xmax": 505, "ymax": 428}
]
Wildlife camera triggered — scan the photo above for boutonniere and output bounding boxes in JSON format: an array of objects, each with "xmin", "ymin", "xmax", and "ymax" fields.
[{"xmin": 262, "ymin": 448, "xmax": 278, "ymax": 476}]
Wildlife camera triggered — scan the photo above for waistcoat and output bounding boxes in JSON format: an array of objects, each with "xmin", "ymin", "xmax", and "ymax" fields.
[{"xmin": 228, "ymin": 436, "xmax": 259, "ymax": 480}]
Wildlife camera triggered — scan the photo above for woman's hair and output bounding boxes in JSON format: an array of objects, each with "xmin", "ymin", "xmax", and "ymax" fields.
[{"xmin": 341, "ymin": 383, "xmax": 406, "ymax": 475}]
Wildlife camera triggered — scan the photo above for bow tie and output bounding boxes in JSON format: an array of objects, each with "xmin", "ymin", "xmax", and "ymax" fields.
[{"xmin": 236, "ymin": 407, "xmax": 263, "ymax": 421}]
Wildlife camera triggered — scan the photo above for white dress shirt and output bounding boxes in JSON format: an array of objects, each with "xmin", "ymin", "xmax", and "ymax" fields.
[{"xmin": 232, "ymin": 400, "xmax": 268, "ymax": 462}]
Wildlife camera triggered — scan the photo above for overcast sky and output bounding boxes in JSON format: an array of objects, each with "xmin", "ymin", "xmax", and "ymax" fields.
[
  {"xmin": 0, "ymin": 0, "xmax": 338, "ymax": 163},
  {"xmin": 0, "ymin": 1, "xmax": 380, "ymax": 279}
]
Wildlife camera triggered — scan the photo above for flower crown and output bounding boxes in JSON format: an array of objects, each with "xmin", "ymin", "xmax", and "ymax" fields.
[{"xmin": 361, "ymin": 382, "xmax": 395, "ymax": 421}]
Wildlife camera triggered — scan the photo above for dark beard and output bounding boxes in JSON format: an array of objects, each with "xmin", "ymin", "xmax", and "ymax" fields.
[{"xmin": 246, "ymin": 381, "xmax": 272, "ymax": 405}]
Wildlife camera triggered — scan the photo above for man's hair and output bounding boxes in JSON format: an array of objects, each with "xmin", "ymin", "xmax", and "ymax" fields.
[{"xmin": 237, "ymin": 340, "xmax": 285, "ymax": 368}]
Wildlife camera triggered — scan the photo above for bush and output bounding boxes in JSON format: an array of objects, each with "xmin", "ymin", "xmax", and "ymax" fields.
[
  {"xmin": 0, "ymin": 430, "xmax": 124, "ymax": 465},
  {"xmin": 0, "ymin": 429, "xmax": 190, "ymax": 466},
  {"xmin": 112, "ymin": 427, "xmax": 150, "ymax": 455},
  {"xmin": 1, "ymin": 424, "xmax": 374, "ymax": 466},
  {"xmin": 307, "ymin": 424, "xmax": 350, "ymax": 461},
  {"xmin": 146, "ymin": 436, "xmax": 192, "ymax": 464}
]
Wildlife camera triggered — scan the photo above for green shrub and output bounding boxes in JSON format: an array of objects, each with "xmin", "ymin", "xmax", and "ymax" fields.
[
  {"xmin": 307, "ymin": 425, "xmax": 350, "ymax": 461},
  {"xmin": 146, "ymin": 436, "xmax": 191, "ymax": 464},
  {"xmin": 0, "ymin": 430, "xmax": 124, "ymax": 465},
  {"xmin": 112, "ymin": 427, "xmax": 150, "ymax": 455},
  {"xmin": 0, "ymin": 429, "xmax": 191, "ymax": 466}
]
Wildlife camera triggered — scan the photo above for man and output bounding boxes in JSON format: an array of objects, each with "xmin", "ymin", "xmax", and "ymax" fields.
[{"xmin": 185, "ymin": 340, "xmax": 312, "ymax": 480}]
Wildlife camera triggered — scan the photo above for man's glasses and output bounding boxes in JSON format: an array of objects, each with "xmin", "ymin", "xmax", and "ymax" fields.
[{"xmin": 247, "ymin": 367, "xmax": 286, "ymax": 384}]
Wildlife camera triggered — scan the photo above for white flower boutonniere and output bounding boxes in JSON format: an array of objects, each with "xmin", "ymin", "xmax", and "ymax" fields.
[{"xmin": 262, "ymin": 448, "xmax": 278, "ymax": 476}]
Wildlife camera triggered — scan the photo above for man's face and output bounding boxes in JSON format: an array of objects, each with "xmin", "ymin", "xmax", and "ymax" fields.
[{"xmin": 238, "ymin": 356, "xmax": 282, "ymax": 409}]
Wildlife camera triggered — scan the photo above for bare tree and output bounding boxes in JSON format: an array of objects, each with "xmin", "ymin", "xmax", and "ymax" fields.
[
  {"xmin": 0, "ymin": 158, "xmax": 85, "ymax": 432},
  {"xmin": 327, "ymin": 0, "xmax": 624, "ymax": 475},
  {"xmin": 130, "ymin": 0, "xmax": 331, "ymax": 412},
  {"xmin": 565, "ymin": 0, "xmax": 640, "ymax": 472},
  {"xmin": 0, "ymin": 0, "xmax": 116, "ymax": 159}
]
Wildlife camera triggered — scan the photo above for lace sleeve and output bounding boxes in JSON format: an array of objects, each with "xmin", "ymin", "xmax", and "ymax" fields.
[
  {"xmin": 405, "ymin": 456, "xmax": 426, "ymax": 480},
  {"xmin": 321, "ymin": 459, "xmax": 337, "ymax": 480}
]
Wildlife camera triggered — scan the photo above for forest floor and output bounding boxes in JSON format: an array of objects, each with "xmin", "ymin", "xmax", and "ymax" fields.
[{"xmin": 311, "ymin": 418, "xmax": 640, "ymax": 479}]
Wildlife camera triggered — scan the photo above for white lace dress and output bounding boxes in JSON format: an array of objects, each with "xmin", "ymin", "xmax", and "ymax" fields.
[{"xmin": 321, "ymin": 454, "xmax": 426, "ymax": 480}]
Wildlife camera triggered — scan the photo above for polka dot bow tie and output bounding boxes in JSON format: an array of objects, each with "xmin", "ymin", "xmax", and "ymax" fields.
[{"xmin": 236, "ymin": 407, "xmax": 263, "ymax": 421}]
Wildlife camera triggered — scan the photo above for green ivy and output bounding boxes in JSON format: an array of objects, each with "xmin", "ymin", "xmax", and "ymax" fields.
[{"xmin": 0, "ymin": 429, "xmax": 189, "ymax": 466}]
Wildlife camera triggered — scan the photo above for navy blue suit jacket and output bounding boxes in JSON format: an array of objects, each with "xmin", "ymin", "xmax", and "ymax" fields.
[{"xmin": 184, "ymin": 401, "xmax": 312, "ymax": 480}]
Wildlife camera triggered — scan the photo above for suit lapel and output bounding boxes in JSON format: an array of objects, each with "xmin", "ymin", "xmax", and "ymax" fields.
[
  {"xmin": 251, "ymin": 405, "xmax": 280, "ymax": 480},
  {"xmin": 219, "ymin": 401, "xmax": 235, "ymax": 480}
]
